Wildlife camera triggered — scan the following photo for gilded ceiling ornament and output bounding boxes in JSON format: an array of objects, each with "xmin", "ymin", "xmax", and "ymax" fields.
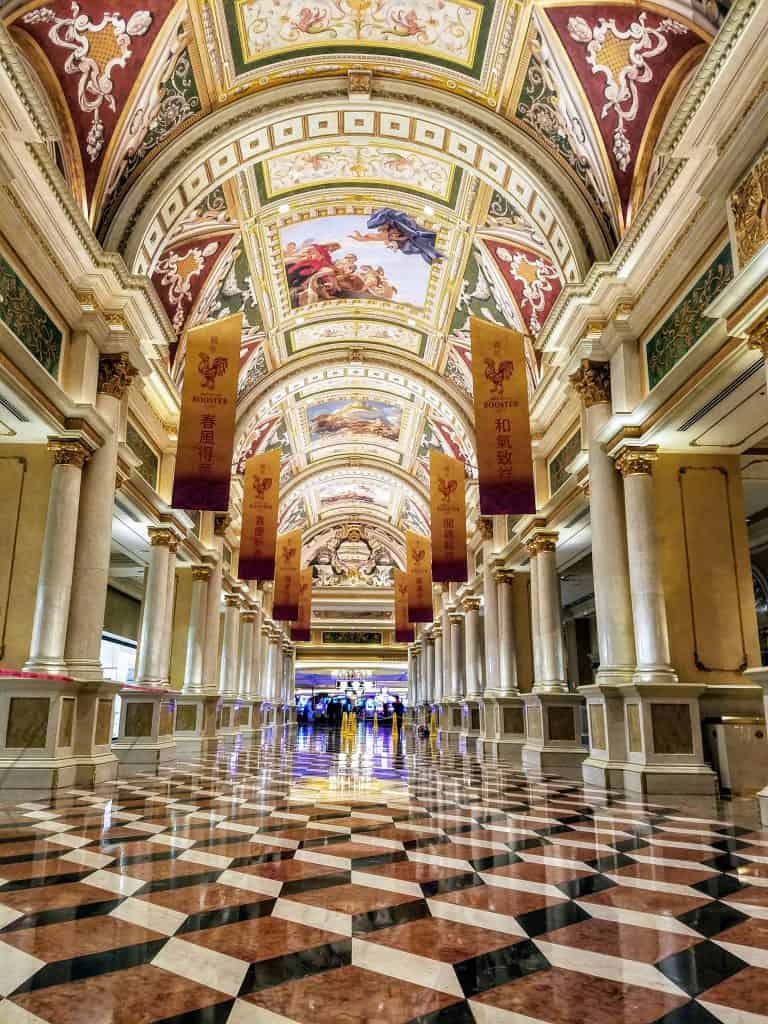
[
  {"xmin": 569, "ymin": 359, "xmax": 611, "ymax": 408},
  {"xmin": 731, "ymin": 149, "xmax": 768, "ymax": 268},
  {"xmin": 97, "ymin": 352, "xmax": 137, "ymax": 398},
  {"xmin": 615, "ymin": 447, "xmax": 658, "ymax": 477},
  {"xmin": 491, "ymin": 245, "xmax": 561, "ymax": 336},
  {"xmin": 22, "ymin": 5, "xmax": 153, "ymax": 162},
  {"xmin": 567, "ymin": 12, "xmax": 687, "ymax": 172}
]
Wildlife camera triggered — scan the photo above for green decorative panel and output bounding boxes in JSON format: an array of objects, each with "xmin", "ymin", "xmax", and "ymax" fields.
[
  {"xmin": 0, "ymin": 255, "xmax": 62, "ymax": 377},
  {"xmin": 646, "ymin": 247, "xmax": 733, "ymax": 390},
  {"xmin": 548, "ymin": 429, "xmax": 581, "ymax": 497},
  {"xmin": 126, "ymin": 423, "xmax": 159, "ymax": 489},
  {"xmin": 321, "ymin": 631, "xmax": 382, "ymax": 645}
]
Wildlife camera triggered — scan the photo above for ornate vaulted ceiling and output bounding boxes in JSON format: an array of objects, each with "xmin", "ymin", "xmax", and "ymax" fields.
[{"xmin": 3, "ymin": 0, "xmax": 729, "ymax": 581}]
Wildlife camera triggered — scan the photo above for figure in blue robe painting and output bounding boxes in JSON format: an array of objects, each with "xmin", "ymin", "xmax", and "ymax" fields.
[{"xmin": 351, "ymin": 208, "xmax": 444, "ymax": 265}]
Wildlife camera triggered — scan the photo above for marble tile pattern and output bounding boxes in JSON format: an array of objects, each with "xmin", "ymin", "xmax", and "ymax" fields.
[{"xmin": 0, "ymin": 727, "xmax": 767, "ymax": 1022}]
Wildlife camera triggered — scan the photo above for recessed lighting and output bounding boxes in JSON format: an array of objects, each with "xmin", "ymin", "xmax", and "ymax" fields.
[
  {"xmin": 296, "ymin": 317, "xmax": 305, "ymax": 325},
  {"xmin": 407, "ymin": 318, "xmax": 416, "ymax": 327},
  {"xmin": 423, "ymin": 205, "xmax": 435, "ymax": 216},
  {"xmin": 279, "ymin": 203, "xmax": 290, "ymax": 214}
]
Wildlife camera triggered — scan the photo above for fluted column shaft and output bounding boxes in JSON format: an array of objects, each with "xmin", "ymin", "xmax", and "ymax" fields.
[
  {"xmin": 202, "ymin": 515, "xmax": 228, "ymax": 693},
  {"xmin": 183, "ymin": 567, "xmax": 210, "ymax": 693},
  {"xmin": 219, "ymin": 594, "xmax": 241, "ymax": 698},
  {"xmin": 238, "ymin": 611, "xmax": 256, "ymax": 697},
  {"xmin": 407, "ymin": 646, "xmax": 416, "ymax": 706},
  {"xmin": 571, "ymin": 361, "xmax": 636, "ymax": 683},
  {"xmin": 136, "ymin": 529, "xmax": 175, "ymax": 685},
  {"xmin": 158, "ymin": 541, "xmax": 178, "ymax": 686},
  {"xmin": 449, "ymin": 613, "xmax": 464, "ymax": 699},
  {"xmin": 616, "ymin": 448, "xmax": 677, "ymax": 683},
  {"xmin": 423, "ymin": 636, "xmax": 435, "ymax": 704},
  {"xmin": 480, "ymin": 521, "xmax": 499, "ymax": 692},
  {"xmin": 66, "ymin": 354, "xmax": 136, "ymax": 677},
  {"xmin": 496, "ymin": 570, "xmax": 519, "ymax": 694},
  {"xmin": 26, "ymin": 439, "xmax": 91, "ymax": 672},
  {"xmin": 433, "ymin": 627, "xmax": 443, "ymax": 703},
  {"xmin": 529, "ymin": 534, "xmax": 567, "ymax": 693},
  {"xmin": 463, "ymin": 598, "xmax": 482, "ymax": 698},
  {"xmin": 528, "ymin": 550, "xmax": 542, "ymax": 685}
]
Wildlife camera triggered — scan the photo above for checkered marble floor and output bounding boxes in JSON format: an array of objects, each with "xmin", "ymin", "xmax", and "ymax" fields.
[{"xmin": 0, "ymin": 726, "xmax": 768, "ymax": 1024}]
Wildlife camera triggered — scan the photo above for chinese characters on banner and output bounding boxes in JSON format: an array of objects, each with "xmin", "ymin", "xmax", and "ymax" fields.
[
  {"xmin": 273, "ymin": 529, "xmax": 302, "ymax": 622},
  {"xmin": 172, "ymin": 312, "xmax": 242, "ymax": 510},
  {"xmin": 239, "ymin": 450, "xmax": 280, "ymax": 580},
  {"xmin": 406, "ymin": 530, "xmax": 433, "ymax": 623},
  {"xmin": 430, "ymin": 450, "xmax": 468, "ymax": 583},
  {"xmin": 470, "ymin": 316, "xmax": 536, "ymax": 515},
  {"xmin": 394, "ymin": 568, "xmax": 415, "ymax": 643},
  {"xmin": 290, "ymin": 568, "xmax": 313, "ymax": 642}
]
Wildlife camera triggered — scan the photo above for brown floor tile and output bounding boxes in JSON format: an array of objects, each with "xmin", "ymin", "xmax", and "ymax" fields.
[
  {"xmin": 190, "ymin": 840, "xmax": 285, "ymax": 860},
  {"xmin": 472, "ymin": 965, "xmax": 688, "ymax": 1023},
  {"xmin": 432, "ymin": 884, "xmax": 566, "ymax": 917},
  {"xmin": 483, "ymin": 860, "xmax": 593, "ymax": 885},
  {"xmin": 138, "ymin": 881, "xmax": 271, "ymax": 913},
  {"xmin": 97, "ymin": 840, "xmax": 174, "ymax": 860},
  {"xmin": 717, "ymin": 918, "xmax": 768, "ymax": 949},
  {"xmin": 726, "ymin": 885, "xmax": 768, "ymax": 907},
  {"xmin": 0, "ymin": 857, "xmax": 90, "ymax": 882},
  {"xmin": 263, "ymin": 827, "xmax": 348, "ymax": 842},
  {"xmin": 700, "ymin": 966, "xmax": 768, "ymax": 1013},
  {"xmin": 364, "ymin": 916, "xmax": 515, "ymax": 961},
  {"xmin": 734, "ymin": 862, "xmax": 768, "ymax": 879},
  {"xmin": 580, "ymin": 886, "xmax": 711, "ymax": 917},
  {"xmin": 610, "ymin": 861, "xmax": 718, "ymax": 885},
  {"xmin": 243, "ymin": 963, "xmax": 461, "ymax": 1023},
  {"xmin": 361, "ymin": 861, "xmax": 467, "ymax": 884},
  {"xmin": 0, "ymin": 881, "xmax": 118, "ymax": 915},
  {"xmin": 1, "ymin": 915, "xmax": 163, "ymax": 961},
  {"xmin": 526, "ymin": 843, "xmax": 607, "ymax": 862},
  {"xmin": 287, "ymin": 883, "xmax": 418, "ymax": 915},
  {"xmin": 0, "ymin": 839, "xmax": 62, "ymax": 859},
  {"xmin": 541, "ymin": 917, "xmax": 700, "ymax": 962},
  {"xmin": 309, "ymin": 841, "xmax": 398, "ymax": 860},
  {"xmin": 232, "ymin": 859, "xmax": 346, "ymax": 882},
  {"xmin": 104, "ymin": 857, "xmax": 213, "ymax": 882},
  {"xmin": 634, "ymin": 844, "xmax": 715, "ymax": 862},
  {"xmin": 181, "ymin": 914, "xmax": 344, "ymax": 959},
  {"xmin": 11, "ymin": 963, "xmax": 229, "ymax": 1024}
]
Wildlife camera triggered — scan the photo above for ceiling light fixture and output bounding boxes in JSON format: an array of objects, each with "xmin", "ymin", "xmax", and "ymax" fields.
[
  {"xmin": 423, "ymin": 205, "xmax": 435, "ymax": 216},
  {"xmin": 279, "ymin": 203, "xmax": 290, "ymax": 214}
]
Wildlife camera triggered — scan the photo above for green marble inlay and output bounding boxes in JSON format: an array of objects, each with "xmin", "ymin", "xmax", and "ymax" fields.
[
  {"xmin": 646, "ymin": 246, "xmax": 733, "ymax": 390},
  {"xmin": 126, "ymin": 422, "xmax": 159, "ymax": 489},
  {"xmin": 548, "ymin": 429, "xmax": 581, "ymax": 497},
  {"xmin": 321, "ymin": 631, "xmax": 382, "ymax": 645},
  {"xmin": 0, "ymin": 255, "xmax": 62, "ymax": 377}
]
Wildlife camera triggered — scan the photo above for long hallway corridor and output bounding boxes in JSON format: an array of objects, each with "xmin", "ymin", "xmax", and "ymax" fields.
[{"xmin": 0, "ymin": 726, "xmax": 767, "ymax": 1023}]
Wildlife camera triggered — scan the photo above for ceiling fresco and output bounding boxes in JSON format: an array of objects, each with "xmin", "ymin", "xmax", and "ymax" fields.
[{"xmin": 2, "ymin": 0, "xmax": 731, "ymax": 589}]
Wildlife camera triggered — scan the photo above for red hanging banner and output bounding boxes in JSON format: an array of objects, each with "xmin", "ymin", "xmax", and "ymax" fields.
[
  {"xmin": 394, "ymin": 568, "xmax": 415, "ymax": 643},
  {"xmin": 406, "ymin": 530, "xmax": 433, "ymax": 623},
  {"xmin": 239, "ymin": 449, "xmax": 280, "ymax": 580},
  {"xmin": 470, "ymin": 316, "xmax": 536, "ymax": 515},
  {"xmin": 273, "ymin": 529, "xmax": 302, "ymax": 622},
  {"xmin": 430, "ymin": 450, "xmax": 468, "ymax": 583},
  {"xmin": 290, "ymin": 568, "xmax": 313, "ymax": 642}
]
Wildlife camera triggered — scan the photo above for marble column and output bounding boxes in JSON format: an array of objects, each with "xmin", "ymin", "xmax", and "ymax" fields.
[
  {"xmin": 272, "ymin": 631, "xmax": 284, "ymax": 705},
  {"xmin": 570, "ymin": 360, "xmax": 636, "ymax": 683},
  {"xmin": 25, "ymin": 438, "xmax": 91, "ymax": 673},
  {"xmin": 615, "ymin": 447, "xmax": 677, "ymax": 684},
  {"xmin": 202, "ymin": 514, "xmax": 228, "ymax": 693},
  {"xmin": 183, "ymin": 567, "xmax": 210, "ymax": 694},
  {"xmin": 259, "ymin": 623, "xmax": 272, "ymax": 700},
  {"xmin": 449, "ymin": 612, "xmax": 465, "ymax": 700},
  {"xmin": 158, "ymin": 538, "xmax": 178, "ymax": 686},
  {"xmin": 218, "ymin": 594, "xmax": 241, "ymax": 698},
  {"xmin": 526, "ymin": 542, "xmax": 542, "ymax": 686},
  {"xmin": 66, "ymin": 353, "xmax": 137, "ymax": 678},
  {"xmin": 238, "ymin": 609, "xmax": 257, "ymax": 698},
  {"xmin": 479, "ymin": 518, "xmax": 500, "ymax": 692},
  {"xmin": 249, "ymin": 603, "xmax": 263, "ymax": 699},
  {"xmin": 463, "ymin": 597, "xmax": 482, "ymax": 698},
  {"xmin": 135, "ymin": 528, "xmax": 175, "ymax": 685},
  {"xmin": 423, "ymin": 633, "xmax": 435, "ymax": 705},
  {"xmin": 531, "ymin": 533, "xmax": 567, "ymax": 693},
  {"xmin": 495, "ymin": 569, "xmax": 520, "ymax": 695},
  {"xmin": 433, "ymin": 626, "xmax": 443, "ymax": 704}
]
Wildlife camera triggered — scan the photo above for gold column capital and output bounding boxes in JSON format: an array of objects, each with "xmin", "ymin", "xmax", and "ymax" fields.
[
  {"xmin": 191, "ymin": 565, "xmax": 212, "ymax": 581},
  {"xmin": 148, "ymin": 527, "xmax": 176, "ymax": 548},
  {"xmin": 47, "ymin": 437, "xmax": 91, "ymax": 468},
  {"xmin": 747, "ymin": 317, "xmax": 768, "ymax": 357},
  {"xmin": 461, "ymin": 596, "xmax": 481, "ymax": 613},
  {"xmin": 224, "ymin": 593, "xmax": 241, "ymax": 608},
  {"xmin": 494, "ymin": 568, "xmax": 516, "ymax": 584},
  {"xmin": 214, "ymin": 513, "xmax": 232, "ymax": 537},
  {"xmin": 448, "ymin": 612, "xmax": 464, "ymax": 625},
  {"xmin": 527, "ymin": 531, "xmax": 558, "ymax": 555},
  {"xmin": 97, "ymin": 352, "xmax": 137, "ymax": 399},
  {"xmin": 569, "ymin": 359, "xmax": 611, "ymax": 408},
  {"xmin": 615, "ymin": 446, "xmax": 658, "ymax": 477},
  {"xmin": 241, "ymin": 611, "xmax": 257, "ymax": 623}
]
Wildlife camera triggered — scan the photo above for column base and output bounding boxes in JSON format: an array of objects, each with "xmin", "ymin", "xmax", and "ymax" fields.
[
  {"xmin": 477, "ymin": 696, "xmax": 526, "ymax": 764},
  {"xmin": 216, "ymin": 700, "xmax": 242, "ymax": 744},
  {"xmin": 581, "ymin": 682, "xmax": 718, "ymax": 796},
  {"xmin": 459, "ymin": 699, "xmax": 482, "ymax": 743},
  {"xmin": 112, "ymin": 686, "xmax": 177, "ymax": 776},
  {"xmin": 174, "ymin": 694, "xmax": 220, "ymax": 755},
  {"xmin": 521, "ymin": 692, "xmax": 587, "ymax": 780},
  {"xmin": 437, "ymin": 702, "xmax": 462, "ymax": 743}
]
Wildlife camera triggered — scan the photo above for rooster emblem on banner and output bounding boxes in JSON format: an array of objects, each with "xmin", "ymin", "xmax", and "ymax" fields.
[
  {"xmin": 198, "ymin": 353, "xmax": 228, "ymax": 390},
  {"xmin": 253, "ymin": 476, "xmax": 273, "ymax": 499},
  {"xmin": 282, "ymin": 545, "xmax": 297, "ymax": 563},
  {"xmin": 438, "ymin": 477, "xmax": 458, "ymax": 501},
  {"xmin": 413, "ymin": 548, "xmax": 426, "ymax": 563},
  {"xmin": 484, "ymin": 357, "xmax": 515, "ymax": 396}
]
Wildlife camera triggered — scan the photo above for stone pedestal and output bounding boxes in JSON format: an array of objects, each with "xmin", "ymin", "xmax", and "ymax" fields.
[
  {"xmin": 478, "ymin": 696, "xmax": 526, "ymax": 763},
  {"xmin": 112, "ymin": 686, "xmax": 176, "ymax": 775},
  {"xmin": 437, "ymin": 701, "xmax": 462, "ymax": 744},
  {"xmin": 216, "ymin": 700, "xmax": 242, "ymax": 745},
  {"xmin": 237, "ymin": 699, "xmax": 262, "ymax": 740},
  {"xmin": 583, "ymin": 682, "xmax": 718, "ymax": 794},
  {"xmin": 173, "ymin": 695, "xmax": 219, "ymax": 754},
  {"xmin": 0, "ymin": 674, "xmax": 120, "ymax": 789},
  {"xmin": 459, "ymin": 700, "xmax": 481, "ymax": 747},
  {"xmin": 521, "ymin": 693, "xmax": 588, "ymax": 778},
  {"xmin": 745, "ymin": 668, "xmax": 768, "ymax": 824}
]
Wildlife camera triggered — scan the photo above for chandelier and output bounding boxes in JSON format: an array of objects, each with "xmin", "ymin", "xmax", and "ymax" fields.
[{"xmin": 333, "ymin": 669, "xmax": 372, "ymax": 696}]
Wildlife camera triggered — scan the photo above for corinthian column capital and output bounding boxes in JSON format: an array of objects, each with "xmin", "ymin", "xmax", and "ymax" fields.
[
  {"xmin": 569, "ymin": 359, "xmax": 611, "ymax": 408},
  {"xmin": 615, "ymin": 446, "xmax": 658, "ymax": 477},
  {"xmin": 47, "ymin": 437, "xmax": 92, "ymax": 468},
  {"xmin": 97, "ymin": 353, "xmax": 137, "ymax": 399}
]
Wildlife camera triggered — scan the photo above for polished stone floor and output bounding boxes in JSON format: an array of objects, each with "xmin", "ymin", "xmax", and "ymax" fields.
[{"xmin": 1, "ymin": 725, "xmax": 768, "ymax": 1023}]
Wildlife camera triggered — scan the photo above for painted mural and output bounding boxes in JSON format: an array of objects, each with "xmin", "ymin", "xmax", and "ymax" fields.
[
  {"xmin": 281, "ymin": 211, "xmax": 437, "ymax": 309},
  {"xmin": 307, "ymin": 398, "xmax": 402, "ymax": 442}
]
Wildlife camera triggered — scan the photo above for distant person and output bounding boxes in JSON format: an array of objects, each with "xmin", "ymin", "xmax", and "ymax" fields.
[{"xmin": 393, "ymin": 696, "xmax": 404, "ymax": 726}]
